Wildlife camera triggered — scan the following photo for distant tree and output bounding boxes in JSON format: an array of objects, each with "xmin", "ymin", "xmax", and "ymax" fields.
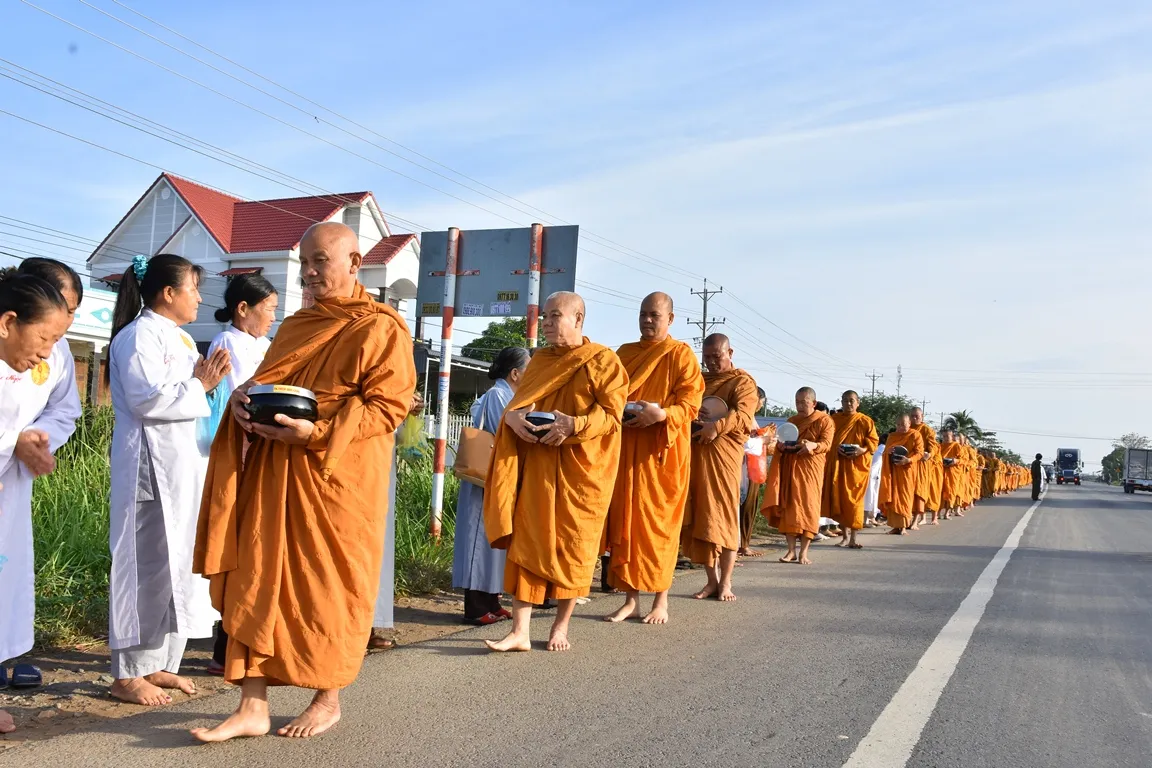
[
  {"xmin": 1102, "ymin": 446, "xmax": 1125, "ymax": 484},
  {"xmin": 1114, "ymin": 432, "xmax": 1150, "ymax": 450},
  {"xmin": 762, "ymin": 404, "xmax": 797, "ymax": 418},
  {"xmin": 859, "ymin": 391, "xmax": 919, "ymax": 435},
  {"xmin": 461, "ymin": 318, "xmax": 529, "ymax": 362},
  {"xmin": 947, "ymin": 410, "xmax": 988, "ymax": 442}
]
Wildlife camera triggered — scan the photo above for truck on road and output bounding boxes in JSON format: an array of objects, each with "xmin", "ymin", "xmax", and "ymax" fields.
[
  {"xmin": 1123, "ymin": 448, "xmax": 1152, "ymax": 494},
  {"xmin": 1055, "ymin": 448, "xmax": 1082, "ymax": 485}
]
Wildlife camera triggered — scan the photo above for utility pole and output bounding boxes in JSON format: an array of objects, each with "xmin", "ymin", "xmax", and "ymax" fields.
[
  {"xmin": 866, "ymin": 369, "xmax": 884, "ymax": 398},
  {"xmin": 938, "ymin": 410, "xmax": 948, "ymax": 431},
  {"xmin": 920, "ymin": 397, "xmax": 930, "ymax": 412},
  {"xmin": 896, "ymin": 364, "xmax": 903, "ymax": 396},
  {"xmin": 689, "ymin": 279, "xmax": 725, "ymax": 358}
]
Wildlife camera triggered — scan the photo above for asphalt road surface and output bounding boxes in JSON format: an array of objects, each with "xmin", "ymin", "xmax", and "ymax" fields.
[{"xmin": 6, "ymin": 484, "xmax": 1151, "ymax": 767}]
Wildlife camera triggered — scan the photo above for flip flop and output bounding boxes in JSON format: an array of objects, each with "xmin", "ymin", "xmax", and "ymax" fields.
[{"xmin": 10, "ymin": 663, "xmax": 42, "ymax": 688}]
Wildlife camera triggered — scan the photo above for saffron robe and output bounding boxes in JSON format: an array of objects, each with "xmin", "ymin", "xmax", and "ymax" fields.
[
  {"xmin": 483, "ymin": 339, "xmax": 628, "ymax": 603},
  {"xmin": 607, "ymin": 338, "xmax": 703, "ymax": 593},
  {"xmin": 762, "ymin": 411, "xmax": 835, "ymax": 540},
  {"xmin": 681, "ymin": 369, "xmax": 758, "ymax": 565},
  {"xmin": 820, "ymin": 412, "xmax": 879, "ymax": 531},
  {"xmin": 879, "ymin": 430, "xmax": 924, "ymax": 529},
  {"xmin": 913, "ymin": 423, "xmax": 942, "ymax": 511},
  {"xmin": 195, "ymin": 284, "xmax": 416, "ymax": 688},
  {"xmin": 940, "ymin": 441, "xmax": 965, "ymax": 508}
]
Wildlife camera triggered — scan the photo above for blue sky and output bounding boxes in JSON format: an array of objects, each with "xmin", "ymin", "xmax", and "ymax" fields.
[{"xmin": 2, "ymin": 0, "xmax": 1151, "ymax": 464}]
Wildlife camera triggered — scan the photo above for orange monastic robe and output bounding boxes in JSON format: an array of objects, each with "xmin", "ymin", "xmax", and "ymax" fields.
[
  {"xmin": 195, "ymin": 284, "xmax": 416, "ymax": 688},
  {"xmin": 484, "ymin": 339, "xmax": 628, "ymax": 603},
  {"xmin": 914, "ymin": 423, "xmax": 942, "ymax": 511},
  {"xmin": 762, "ymin": 411, "xmax": 836, "ymax": 540},
  {"xmin": 681, "ymin": 369, "xmax": 758, "ymax": 565},
  {"xmin": 879, "ymin": 429, "xmax": 924, "ymax": 529},
  {"xmin": 940, "ymin": 441, "xmax": 965, "ymax": 508},
  {"xmin": 820, "ymin": 412, "xmax": 879, "ymax": 531},
  {"xmin": 607, "ymin": 338, "xmax": 704, "ymax": 593}
]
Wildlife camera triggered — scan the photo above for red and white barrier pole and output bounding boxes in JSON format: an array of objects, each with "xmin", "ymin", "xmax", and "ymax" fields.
[
  {"xmin": 525, "ymin": 222, "xmax": 543, "ymax": 348},
  {"xmin": 429, "ymin": 226, "xmax": 459, "ymax": 539}
]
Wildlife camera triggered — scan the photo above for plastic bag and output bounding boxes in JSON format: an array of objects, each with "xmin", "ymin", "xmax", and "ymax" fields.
[
  {"xmin": 196, "ymin": 383, "xmax": 232, "ymax": 456},
  {"xmin": 396, "ymin": 414, "xmax": 429, "ymax": 461},
  {"xmin": 744, "ymin": 435, "xmax": 768, "ymax": 484}
]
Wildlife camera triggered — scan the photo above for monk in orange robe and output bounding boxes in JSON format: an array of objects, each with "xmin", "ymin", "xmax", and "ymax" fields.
[
  {"xmin": 483, "ymin": 292, "xmax": 627, "ymax": 652},
  {"xmin": 603, "ymin": 292, "xmax": 703, "ymax": 625},
  {"xmin": 909, "ymin": 407, "xmax": 941, "ymax": 528},
  {"xmin": 192, "ymin": 223, "xmax": 416, "ymax": 742},
  {"xmin": 879, "ymin": 414, "xmax": 924, "ymax": 534},
  {"xmin": 762, "ymin": 387, "xmax": 835, "ymax": 564},
  {"xmin": 820, "ymin": 390, "xmax": 879, "ymax": 549},
  {"xmin": 681, "ymin": 333, "xmax": 758, "ymax": 601},
  {"xmin": 939, "ymin": 430, "xmax": 965, "ymax": 518}
]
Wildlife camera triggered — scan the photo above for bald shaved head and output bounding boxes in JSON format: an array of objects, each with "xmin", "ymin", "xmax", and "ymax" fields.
[
  {"xmin": 299, "ymin": 221, "xmax": 362, "ymax": 300},
  {"xmin": 910, "ymin": 407, "xmax": 924, "ymax": 426},
  {"xmin": 701, "ymin": 332, "xmax": 733, "ymax": 374},
  {"xmin": 542, "ymin": 291, "xmax": 585, "ymax": 347},
  {"xmin": 638, "ymin": 291, "xmax": 675, "ymax": 341},
  {"xmin": 795, "ymin": 386, "xmax": 817, "ymax": 416}
]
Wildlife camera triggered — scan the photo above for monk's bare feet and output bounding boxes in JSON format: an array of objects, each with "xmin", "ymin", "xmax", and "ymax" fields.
[
  {"xmin": 191, "ymin": 703, "xmax": 271, "ymax": 742},
  {"xmin": 798, "ymin": 556, "xmax": 813, "ymax": 565},
  {"xmin": 778, "ymin": 553, "xmax": 797, "ymax": 563},
  {"xmin": 110, "ymin": 677, "xmax": 171, "ymax": 706},
  {"xmin": 0, "ymin": 709, "xmax": 15, "ymax": 734},
  {"xmin": 604, "ymin": 595, "xmax": 641, "ymax": 623},
  {"xmin": 835, "ymin": 536, "xmax": 849, "ymax": 547},
  {"xmin": 484, "ymin": 630, "xmax": 532, "ymax": 652},
  {"xmin": 547, "ymin": 627, "xmax": 571, "ymax": 652},
  {"xmin": 145, "ymin": 670, "xmax": 197, "ymax": 696},
  {"xmin": 643, "ymin": 594, "xmax": 670, "ymax": 624},
  {"xmin": 717, "ymin": 584, "xmax": 737, "ymax": 602},
  {"xmin": 909, "ymin": 524, "xmax": 920, "ymax": 531},
  {"xmin": 692, "ymin": 583, "xmax": 719, "ymax": 599},
  {"xmin": 278, "ymin": 692, "xmax": 340, "ymax": 738}
]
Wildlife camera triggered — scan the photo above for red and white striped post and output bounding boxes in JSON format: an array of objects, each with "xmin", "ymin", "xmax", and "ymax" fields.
[
  {"xmin": 525, "ymin": 222, "xmax": 543, "ymax": 348},
  {"xmin": 429, "ymin": 226, "xmax": 459, "ymax": 539}
]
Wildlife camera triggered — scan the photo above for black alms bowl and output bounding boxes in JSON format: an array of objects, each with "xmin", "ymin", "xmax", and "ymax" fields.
[
  {"xmin": 891, "ymin": 445, "xmax": 909, "ymax": 459},
  {"xmin": 623, "ymin": 402, "xmax": 651, "ymax": 422},
  {"xmin": 246, "ymin": 384, "xmax": 319, "ymax": 425},
  {"xmin": 525, "ymin": 411, "xmax": 556, "ymax": 429},
  {"xmin": 944, "ymin": 458, "xmax": 957, "ymax": 467}
]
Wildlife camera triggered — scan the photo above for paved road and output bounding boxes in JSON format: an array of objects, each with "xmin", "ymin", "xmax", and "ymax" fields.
[{"xmin": 6, "ymin": 485, "xmax": 1151, "ymax": 767}]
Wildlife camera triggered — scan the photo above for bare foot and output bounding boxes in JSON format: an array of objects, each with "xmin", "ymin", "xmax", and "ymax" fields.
[
  {"xmin": 798, "ymin": 556, "xmax": 813, "ymax": 565},
  {"xmin": 110, "ymin": 677, "xmax": 171, "ymax": 706},
  {"xmin": 484, "ymin": 631, "xmax": 532, "ymax": 652},
  {"xmin": 930, "ymin": 520, "xmax": 940, "ymax": 526},
  {"xmin": 547, "ymin": 628, "xmax": 571, "ymax": 652},
  {"xmin": 191, "ymin": 706, "xmax": 271, "ymax": 742},
  {"xmin": 643, "ymin": 606, "xmax": 670, "ymax": 624},
  {"xmin": 145, "ymin": 670, "xmax": 197, "ymax": 696},
  {"xmin": 693, "ymin": 583, "xmax": 719, "ymax": 599},
  {"xmin": 909, "ymin": 524, "xmax": 920, "ymax": 531},
  {"xmin": 603, "ymin": 597, "xmax": 641, "ymax": 623},
  {"xmin": 0, "ymin": 709, "xmax": 15, "ymax": 734},
  {"xmin": 278, "ymin": 694, "xmax": 341, "ymax": 738},
  {"xmin": 717, "ymin": 585, "xmax": 737, "ymax": 602},
  {"xmin": 778, "ymin": 553, "xmax": 797, "ymax": 563},
  {"xmin": 835, "ymin": 537, "xmax": 849, "ymax": 548}
]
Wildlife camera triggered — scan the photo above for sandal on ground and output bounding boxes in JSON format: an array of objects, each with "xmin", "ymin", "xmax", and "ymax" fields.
[
  {"xmin": 206, "ymin": 660, "xmax": 225, "ymax": 676},
  {"xmin": 10, "ymin": 664, "xmax": 42, "ymax": 689},
  {"xmin": 367, "ymin": 634, "xmax": 399, "ymax": 650},
  {"xmin": 467, "ymin": 612, "xmax": 506, "ymax": 626}
]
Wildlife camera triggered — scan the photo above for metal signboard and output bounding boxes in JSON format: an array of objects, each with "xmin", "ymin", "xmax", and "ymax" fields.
[{"xmin": 416, "ymin": 225, "xmax": 578, "ymax": 317}]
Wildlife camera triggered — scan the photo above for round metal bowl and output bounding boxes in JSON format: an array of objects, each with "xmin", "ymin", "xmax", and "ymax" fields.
[
  {"xmin": 525, "ymin": 411, "xmax": 556, "ymax": 430},
  {"xmin": 245, "ymin": 384, "xmax": 319, "ymax": 425},
  {"xmin": 891, "ymin": 445, "xmax": 909, "ymax": 459}
]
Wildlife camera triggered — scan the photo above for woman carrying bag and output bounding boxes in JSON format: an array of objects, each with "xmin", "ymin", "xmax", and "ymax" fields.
[{"xmin": 451, "ymin": 347, "xmax": 529, "ymax": 624}]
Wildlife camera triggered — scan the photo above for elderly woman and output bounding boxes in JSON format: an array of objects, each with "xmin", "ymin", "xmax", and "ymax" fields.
[{"xmin": 451, "ymin": 347, "xmax": 530, "ymax": 624}]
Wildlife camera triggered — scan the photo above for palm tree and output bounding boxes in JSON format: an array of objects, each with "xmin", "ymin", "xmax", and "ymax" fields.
[{"xmin": 948, "ymin": 410, "xmax": 989, "ymax": 443}]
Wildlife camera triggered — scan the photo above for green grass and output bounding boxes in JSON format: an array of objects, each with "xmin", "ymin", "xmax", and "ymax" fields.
[{"xmin": 30, "ymin": 407, "xmax": 457, "ymax": 647}]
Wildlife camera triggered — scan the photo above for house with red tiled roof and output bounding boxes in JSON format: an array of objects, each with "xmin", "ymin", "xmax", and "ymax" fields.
[{"xmin": 86, "ymin": 173, "xmax": 419, "ymax": 345}]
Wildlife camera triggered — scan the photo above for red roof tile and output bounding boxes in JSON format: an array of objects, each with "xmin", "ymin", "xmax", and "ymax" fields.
[
  {"xmin": 230, "ymin": 192, "xmax": 370, "ymax": 253},
  {"xmin": 362, "ymin": 234, "xmax": 416, "ymax": 266},
  {"xmin": 219, "ymin": 266, "xmax": 263, "ymax": 276},
  {"xmin": 164, "ymin": 174, "xmax": 241, "ymax": 252},
  {"xmin": 98, "ymin": 273, "xmax": 123, "ymax": 283}
]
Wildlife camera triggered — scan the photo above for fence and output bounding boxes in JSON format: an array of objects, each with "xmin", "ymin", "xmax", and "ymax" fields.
[{"xmin": 424, "ymin": 412, "xmax": 472, "ymax": 451}]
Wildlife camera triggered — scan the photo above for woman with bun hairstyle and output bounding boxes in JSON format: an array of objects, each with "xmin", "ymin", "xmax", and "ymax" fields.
[
  {"xmin": 0, "ymin": 266, "xmax": 72, "ymax": 734},
  {"xmin": 451, "ymin": 346, "xmax": 531, "ymax": 624},
  {"xmin": 202, "ymin": 273, "xmax": 277, "ymax": 672},
  {"xmin": 106, "ymin": 254, "xmax": 231, "ymax": 707}
]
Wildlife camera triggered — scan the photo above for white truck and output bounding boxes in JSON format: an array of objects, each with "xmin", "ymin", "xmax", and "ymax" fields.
[{"xmin": 1123, "ymin": 448, "xmax": 1152, "ymax": 494}]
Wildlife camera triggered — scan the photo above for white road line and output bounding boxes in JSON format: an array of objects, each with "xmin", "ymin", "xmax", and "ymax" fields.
[{"xmin": 842, "ymin": 493, "xmax": 1044, "ymax": 768}]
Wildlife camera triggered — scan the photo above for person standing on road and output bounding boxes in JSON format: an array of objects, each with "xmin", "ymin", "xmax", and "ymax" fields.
[
  {"xmin": 820, "ymin": 390, "xmax": 879, "ymax": 550},
  {"xmin": 1031, "ymin": 453, "xmax": 1044, "ymax": 501},
  {"xmin": 603, "ymin": 292, "xmax": 704, "ymax": 625},
  {"xmin": 482, "ymin": 292, "xmax": 628, "ymax": 652},
  {"xmin": 910, "ymin": 407, "xmax": 942, "ymax": 529},
  {"xmin": 107, "ymin": 254, "xmax": 231, "ymax": 707},
  {"xmin": 451, "ymin": 347, "xmax": 529, "ymax": 625},
  {"xmin": 863, "ymin": 431, "xmax": 887, "ymax": 526},
  {"xmin": 681, "ymin": 333, "xmax": 759, "ymax": 600},
  {"xmin": 880, "ymin": 414, "xmax": 924, "ymax": 535},
  {"xmin": 762, "ymin": 387, "xmax": 836, "ymax": 564},
  {"xmin": 737, "ymin": 387, "xmax": 769, "ymax": 557},
  {"xmin": 0, "ymin": 266, "xmax": 75, "ymax": 735}
]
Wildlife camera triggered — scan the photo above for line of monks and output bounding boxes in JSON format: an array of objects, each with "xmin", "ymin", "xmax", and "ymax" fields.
[{"xmin": 480, "ymin": 290, "xmax": 1029, "ymax": 654}]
